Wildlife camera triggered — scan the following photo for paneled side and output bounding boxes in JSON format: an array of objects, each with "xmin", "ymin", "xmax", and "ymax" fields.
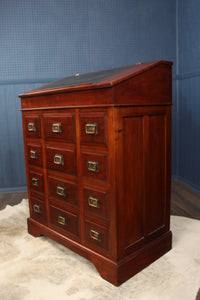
[
  {"xmin": 115, "ymin": 106, "xmax": 171, "ymax": 259},
  {"xmin": 146, "ymin": 114, "xmax": 166, "ymax": 236},
  {"xmin": 122, "ymin": 116, "xmax": 144, "ymax": 250}
]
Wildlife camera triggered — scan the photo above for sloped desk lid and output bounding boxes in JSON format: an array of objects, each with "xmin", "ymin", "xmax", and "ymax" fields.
[{"xmin": 19, "ymin": 60, "xmax": 172, "ymax": 98}]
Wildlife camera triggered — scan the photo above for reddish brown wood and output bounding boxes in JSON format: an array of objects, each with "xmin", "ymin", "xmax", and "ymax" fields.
[
  {"xmin": 29, "ymin": 195, "xmax": 47, "ymax": 225},
  {"xmin": 26, "ymin": 143, "xmax": 43, "ymax": 167},
  {"xmin": 27, "ymin": 217, "xmax": 171, "ymax": 286},
  {"xmin": 49, "ymin": 205, "xmax": 80, "ymax": 239},
  {"xmin": 79, "ymin": 112, "xmax": 108, "ymax": 147},
  {"xmin": 45, "ymin": 144, "xmax": 76, "ymax": 175},
  {"xmin": 47, "ymin": 175, "xmax": 78, "ymax": 207},
  {"xmin": 84, "ymin": 219, "xmax": 110, "ymax": 254},
  {"xmin": 81, "ymin": 151, "xmax": 108, "ymax": 182},
  {"xmin": 19, "ymin": 61, "xmax": 172, "ymax": 286},
  {"xmin": 113, "ymin": 64, "xmax": 172, "ymax": 105},
  {"xmin": 19, "ymin": 61, "xmax": 172, "ymax": 109},
  {"xmin": 83, "ymin": 185, "xmax": 109, "ymax": 222},
  {"xmin": 29, "ymin": 169, "xmax": 44, "ymax": 194},
  {"xmin": 43, "ymin": 112, "xmax": 76, "ymax": 143},
  {"xmin": 24, "ymin": 114, "xmax": 41, "ymax": 138}
]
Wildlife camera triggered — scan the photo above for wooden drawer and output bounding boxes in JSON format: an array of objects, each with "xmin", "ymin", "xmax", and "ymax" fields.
[
  {"xmin": 48, "ymin": 175, "xmax": 78, "ymax": 207},
  {"xmin": 27, "ymin": 143, "xmax": 43, "ymax": 167},
  {"xmin": 43, "ymin": 113, "xmax": 76, "ymax": 143},
  {"xmin": 29, "ymin": 169, "xmax": 44, "ymax": 194},
  {"xmin": 84, "ymin": 220, "xmax": 109, "ymax": 253},
  {"xmin": 46, "ymin": 145, "xmax": 76, "ymax": 175},
  {"xmin": 81, "ymin": 151, "xmax": 107, "ymax": 182},
  {"xmin": 49, "ymin": 205, "xmax": 79, "ymax": 239},
  {"xmin": 24, "ymin": 114, "xmax": 41, "ymax": 138},
  {"xmin": 30, "ymin": 195, "xmax": 47, "ymax": 224},
  {"xmin": 79, "ymin": 112, "xmax": 108, "ymax": 146},
  {"xmin": 83, "ymin": 186, "xmax": 109, "ymax": 221}
]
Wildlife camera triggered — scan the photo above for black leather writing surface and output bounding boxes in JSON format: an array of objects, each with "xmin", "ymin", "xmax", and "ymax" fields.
[{"xmin": 39, "ymin": 65, "xmax": 133, "ymax": 90}]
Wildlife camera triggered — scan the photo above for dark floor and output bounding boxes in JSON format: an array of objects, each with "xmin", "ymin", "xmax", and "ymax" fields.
[
  {"xmin": 171, "ymin": 180, "xmax": 200, "ymax": 220},
  {"xmin": 0, "ymin": 191, "xmax": 28, "ymax": 210},
  {"xmin": 0, "ymin": 180, "xmax": 200, "ymax": 220}
]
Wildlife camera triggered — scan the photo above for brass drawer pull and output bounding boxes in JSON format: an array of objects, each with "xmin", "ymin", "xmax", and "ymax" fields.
[
  {"xmin": 33, "ymin": 204, "xmax": 41, "ymax": 213},
  {"xmin": 56, "ymin": 185, "xmax": 66, "ymax": 197},
  {"xmin": 52, "ymin": 123, "xmax": 62, "ymax": 133},
  {"xmin": 88, "ymin": 196, "xmax": 100, "ymax": 208},
  {"xmin": 32, "ymin": 177, "xmax": 39, "ymax": 187},
  {"xmin": 28, "ymin": 122, "xmax": 36, "ymax": 132},
  {"xmin": 87, "ymin": 160, "xmax": 99, "ymax": 172},
  {"xmin": 85, "ymin": 123, "xmax": 98, "ymax": 135},
  {"xmin": 54, "ymin": 154, "xmax": 64, "ymax": 165},
  {"xmin": 30, "ymin": 150, "xmax": 37, "ymax": 159},
  {"xmin": 90, "ymin": 229, "xmax": 101, "ymax": 241},
  {"xmin": 58, "ymin": 215, "xmax": 66, "ymax": 226}
]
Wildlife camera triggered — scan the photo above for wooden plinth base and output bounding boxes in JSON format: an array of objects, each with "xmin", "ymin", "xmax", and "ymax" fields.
[{"xmin": 28, "ymin": 217, "xmax": 172, "ymax": 286}]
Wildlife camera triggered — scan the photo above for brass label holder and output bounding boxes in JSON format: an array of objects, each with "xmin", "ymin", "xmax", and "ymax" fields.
[
  {"xmin": 52, "ymin": 123, "xmax": 62, "ymax": 133},
  {"xmin": 33, "ymin": 204, "xmax": 41, "ymax": 213},
  {"xmin": 32, "ymin": 177, "xmax": 39, "ymax": 187},
  {"xmin": 56, "ymin": 185, "xmax": 66, "ymax": 197},
  {"xmin": 58, "ymin": 215, "xmax": 66, "ymax": 226},
  {"xmin": 85, "ymin": 123, "xmax": 98, "ymax": 135},
  {"xmin": 88, "ymin": 196, "xmax": 100, "ymax": 208},
  {"xmin": 28, "ymin": 122, "xmax": 36, "ymax": 132},
  {"xmin": 30, "ymin": 150, "xmax": 37, "ymax": 160},
  {"xmin": 54, "ymin": 154, "xmax": 64, "ymax": 165},
  {"xmin": 90, "ymin": 229, "xmax": 101, "ymax": 241},
  {"xmin": 87, "ymin": 160, "xmax": 99, "ymax": 172}
]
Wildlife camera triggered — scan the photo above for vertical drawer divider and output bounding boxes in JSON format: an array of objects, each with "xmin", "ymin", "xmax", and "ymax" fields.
[
  {"xmin": 75, "ymin": 108, "xmax": 85, "ymax": 243},
  {"xmin": 40, "ymin": 113, "xmax": 51, "ymax": 226}
]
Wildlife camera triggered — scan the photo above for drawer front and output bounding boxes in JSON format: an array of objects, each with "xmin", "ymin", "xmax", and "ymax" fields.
[
  {"xmin": 46, "ymin": 145, "xmax": 76, "ymax": 175},
  {"xmin": 49, "ymin": 205, "xmax": 79, "ymax": 238},
  {"xmin": 83, "ymin": 186, "xmax": 109, "ymax": 221},
  {"xmin": 24, "ymin": 114, "xmax": 41, "ymax": 138},
  {"xmin": 48, "ymin": 176, "xmax": 78, "ymax": 207},
  {"xmin": 29, "ymin": 170, "xmax": 44, "ymax": 194},
  {"xmin": 81, "ymin": 151, "xmax": 107, "ymax": 182},
  {"xmin": 79, "ymin": 112, "xmax": 108, "ymax": 146},
  {"xmin": 27, "ymin": 143, "xmax": 43, "ymax": 167},
  {"xmin": 43, "ymin": 113, "xmax": 76, "ymax": 143},
  {"xmin": 30, "ymin": 195, "xmax": 47, "ymax": 224},
  {"xmin": 84, "ymin": 220, "xmax": 109, "ymax": 253}
]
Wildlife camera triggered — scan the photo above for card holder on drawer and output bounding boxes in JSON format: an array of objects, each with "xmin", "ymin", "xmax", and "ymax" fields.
[
  {"xmin": 83, "ymin": 186, "xmax": 109, "ymax": 221},
  {"xmin": 46, "ymin": 145, "xmax": 76, "ymax": 175},
  {"xmin": 43, "ymin": 113, "xmax": 76, "ymax": 143},
  {"xmin": 24, "ymin": 115, "xmax": 41, "ymax": 138},
  {"xmin": 81, "ymin": 151, "xmax": 107, "ymax": 182},
  {"xmin": 79, "ymin": 112, "xmax": 108, "ymax": 146},
  {"xmin": 27, "ymin": 143, "xmax": 43, "ymax": 167},
  {"xmin": 29, "ymin": 170, "xmax": 44, "ymax": 194},
  {"xmin": 84, "ymin": 220, "xmax": 109, "ymax": 253},
  {"xmin": 49, "ymin": 205, "xmax": 79, "ymax": 239},
  {"xmin": 30, "ymin": 195, "xmax": 46, "ymax": 224},
  {"xmin": 48, "ymin": 176, "xmax": 78, "ymax": 207}
]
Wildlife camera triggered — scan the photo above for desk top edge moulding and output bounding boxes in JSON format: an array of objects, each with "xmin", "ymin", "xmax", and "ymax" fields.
[{"xmin": 19, "ymin": 60, "xmax": 173, "ymax": 286}]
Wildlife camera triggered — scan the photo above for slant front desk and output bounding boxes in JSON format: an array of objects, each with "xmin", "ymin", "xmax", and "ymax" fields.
[{"xmin": 19, "ymin": 61, "xmax": 173, "ymax": 286}]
